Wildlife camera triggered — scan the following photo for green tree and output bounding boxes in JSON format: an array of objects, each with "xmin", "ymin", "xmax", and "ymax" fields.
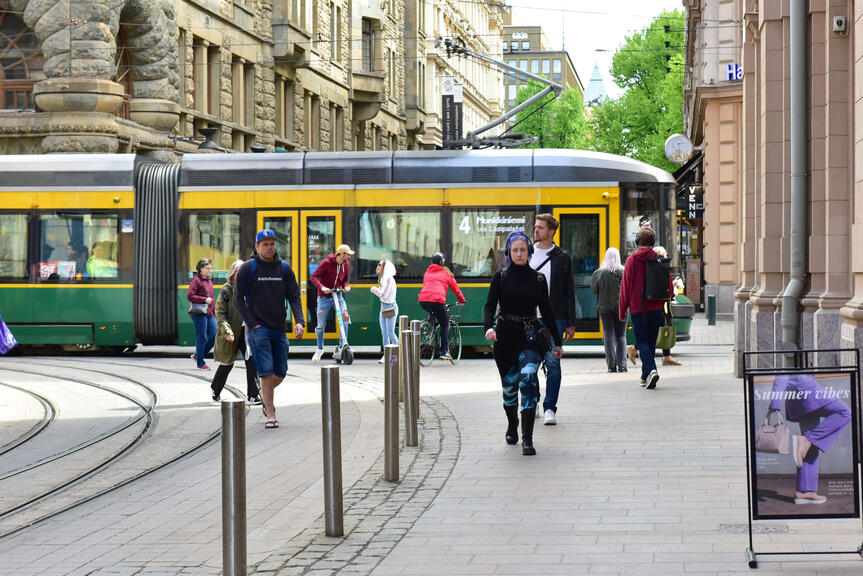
[
  {"xmin": 512, "ymin": 81, "xmax": 590, "ymax": 149},
  {"xmin": 590, "ymin": 9, "xmax": 685, "ymax": 172}
]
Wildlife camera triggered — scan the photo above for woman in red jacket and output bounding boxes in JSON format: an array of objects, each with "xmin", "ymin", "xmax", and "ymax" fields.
[{"xmin": 418, "ymin": 253, "xmax": 466, "ymax": 360}]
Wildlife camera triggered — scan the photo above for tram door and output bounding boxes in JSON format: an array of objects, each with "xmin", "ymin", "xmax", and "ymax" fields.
[
  {"xmin": 258, "ymin": 210, "xmax": 342, "ymax": 342},
  {"xmin": 300, "ymin": 211, "xmax": 342, "ymax": 342},
  {"xmin": 258, "ymin": 211, "xmax": 300, "ymax": 332},
  {"xmin": 555, "ymin": 208, "xmax": 607, "ymax": 338}
]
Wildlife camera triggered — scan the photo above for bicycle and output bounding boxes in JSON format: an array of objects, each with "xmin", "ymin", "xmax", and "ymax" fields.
[{"xmin": 419, "ymin": 303, "xmax": 462, "ymax": 366}]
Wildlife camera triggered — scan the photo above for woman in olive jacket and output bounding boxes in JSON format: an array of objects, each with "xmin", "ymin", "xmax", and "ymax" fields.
[
  {"xmin": 591, "ymin": 247, "xmax": 626, "ymax": 373},
  {"xmin": 210, "ymin": 260, "xmax": 260, "ymax": 403}
]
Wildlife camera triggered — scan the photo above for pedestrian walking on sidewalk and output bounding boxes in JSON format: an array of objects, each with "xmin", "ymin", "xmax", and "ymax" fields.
[
  {"xmin": 371, "ymin": 259, "xmax": 398, "ymax": 363},
  {"xmin": 188, "ymin": 258, "xmax": 216, "ymax": 370},
  {"xmin": 484, "ymin": 231, "xmax": 562, "ymax": 456},
  {"xmin": 531, "ymin": 213, "xmax": 575, "ymax": 425},
  {"xmin": 591, "ymin": 247, "xmax": 626, "ymax": 372},
  {"xmin": 619, "ymin": 226, "xmax": 671, "ymax": 389},
  {"xmin": 210, "ymin": 260, "xmax": 261, "ymax": 403},
  {"xmin": 234, "ymin": 229, "xmax": 305, "ymax": 429}
]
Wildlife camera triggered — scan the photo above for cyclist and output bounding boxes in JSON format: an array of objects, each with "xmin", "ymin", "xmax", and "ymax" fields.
[{"xmin": 418, "ymin": 252, "xmax": 466, "ymax": 360}]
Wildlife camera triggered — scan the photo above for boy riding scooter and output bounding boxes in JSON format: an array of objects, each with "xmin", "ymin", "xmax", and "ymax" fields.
[{"xmin": 310, "ymin": 244, "xmax": 353, "ymax": 362}]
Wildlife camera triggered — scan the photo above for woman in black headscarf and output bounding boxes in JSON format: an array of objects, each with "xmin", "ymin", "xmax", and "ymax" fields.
[{"xmin": 484, "ymin": 231, "xmax": 563, "ymax": 455}]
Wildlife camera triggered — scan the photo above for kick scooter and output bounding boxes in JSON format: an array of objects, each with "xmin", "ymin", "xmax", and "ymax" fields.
[{"xmin": 330, "ymin": 287, "xmax": 353, "ymax": 365}]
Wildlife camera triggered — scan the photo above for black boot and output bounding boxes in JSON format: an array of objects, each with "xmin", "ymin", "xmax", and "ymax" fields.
[
  {"xmin": 504, "ymin": 405, "xmax": 519, "ymax": 445},
  {"xmin": 521, "ymin": 409, "xmax": 536, "ymax": 455}
]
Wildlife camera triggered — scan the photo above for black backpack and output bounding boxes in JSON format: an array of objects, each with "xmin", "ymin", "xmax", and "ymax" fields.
[{"xmin": 643, "ymin": 257, "xmax": 671, "ymax": 301}]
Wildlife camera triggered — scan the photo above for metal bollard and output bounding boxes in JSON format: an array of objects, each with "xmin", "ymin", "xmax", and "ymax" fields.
[
  {"xmin": 221, "ymin": 398, "xmax": 247, "ymax": 576},
  {"xmin": 321, "ymin": 365, "xmax": 343, "ymax": 537},
  {"xmin": 383, "ymin": 344, "xmax": 400, "ymax": 482},
  {"xmin": 410, "ymin": 319, "xmax": 422, "ymax": 418},
  {"xmin": 398, "ymin": 315, "xmax": 409, "ymax": 402},
  {"xmin": 402, "ymin": 332, "xmax": 418, "ymax": 447},
  {"xmin": 707, "ymin": 294, "xmax": 716, "ymax": 326}
]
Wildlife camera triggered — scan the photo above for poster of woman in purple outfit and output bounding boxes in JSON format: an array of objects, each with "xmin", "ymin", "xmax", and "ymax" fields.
[{"xmin": 749, "ymin": 372, "xmax": 859, "ymax": 519}]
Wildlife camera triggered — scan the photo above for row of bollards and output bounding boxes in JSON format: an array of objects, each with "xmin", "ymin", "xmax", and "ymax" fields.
[{"xmin": 220, "ymin": 315, "xmax": 423, "ymax": 572}]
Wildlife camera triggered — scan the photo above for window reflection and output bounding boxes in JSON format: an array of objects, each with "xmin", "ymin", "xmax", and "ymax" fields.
[
  {"xmin": 451, "ymin": 209, "xmax": 534, "ymax": 277},
  {"xmin": 187, "ymin": 213, "xmax": 240, "ymax": 281},
  {"xmin": 358, "ymin": 211, "xmax": 441, "ymax": 279},
  {"xmin": 39, "ymin": 214, "xmax": 119, "ymax": 280},
  {"xmin": 0, "ymin": 214, "xmax": 27, "ymax": 278}
]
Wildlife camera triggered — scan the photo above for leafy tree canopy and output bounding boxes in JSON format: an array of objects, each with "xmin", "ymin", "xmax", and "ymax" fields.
[
  {"xmin": 512, "ymin": 81, "xmax": 590, "ymax": 150},
  {"xmin": 590, "ymin": 9, "xmax": 686, "ymax": 172}
]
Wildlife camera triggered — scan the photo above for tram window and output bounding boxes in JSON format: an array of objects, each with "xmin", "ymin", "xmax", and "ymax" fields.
[
  {"xmin": 358, "ymin": 210, "xmax": 441, "ymax": 279},
  {"xmin": 187, "ymin": 213, "xmax": 241, "ymax": 281},
  {"xmin": 450, "ymin": 209, "xmax": 535, "ymax": 277},
  {"xmin": 621, "ymin": 187, "xmax": 661, "ymax": 258},
  {"xmin": 0, "ymin": 214, "xmax": 27, "ymax": 278},
  {"xmin": 38, "ymin": 214, "xmax": 119, "ymax": 280},
  {"xmin": 262, "ymin": 216, "xmax": 294, "ymax": 268}
]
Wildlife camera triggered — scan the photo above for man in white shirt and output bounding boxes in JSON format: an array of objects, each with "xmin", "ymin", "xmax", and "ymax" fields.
[{"xmin": 530, "ymin": 214, "xmax": 576, "ymax": 425}]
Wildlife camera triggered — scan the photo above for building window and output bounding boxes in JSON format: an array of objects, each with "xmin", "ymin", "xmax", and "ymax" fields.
[
  {"xmin": 192, "ymin": 37, "xmax": 205, "ymax": 112},
  {"xmin": 276, "ymin": 76, "xmax": 295, "ymax": 141},
  {"xmin": 0, "ymin": 12, "xmax": 45, "ymax": 110},
  {"xmin": 330, "ymin": 103, "xmax": 343, "ymax": 151},
  {"xmin": 519, "ymin": 60, "xmax": 527, "ymax": 71},
  {"xmin": 542, "ymin": 59, "xmax": 550, "ymax": 76},
  {"xmin": 521, "ymin": 41, "xmax": 530, "ymax": 51},
  {"xmin": 388, "ymin": 49, "xmax": 396, "ymax": 97},
  {"xmin": 304, "ymin": 92, "xmax": 321, "ymax": 149},
  {"xmin": 207, "ymin": 45, "xmax": 221, "ymax": 116},
  {"xmin": 507, "ymin": 84, "xmax": 516, "ymax": 104},
  {"xmin": 361, "ymin": 18, "xmax": 374, "ymax": 72},
  {"xmin": 553, "ymin": 59, "xmax": 561, "ymax": 81},
  {"xmin": 530, "ymin": 59, "xmax": 539, "ymax": 74},
  {"xmin": 510, "ymin": 43, "xmax": 518, "ymax": 52},
  {"xmin": 502, "ymin": 41, "xmax": 508, "ymax": 52},
  {"xmin": 291, "ymin": 0, "xmax": 308, "ymax": 29},
  {"xmin": 330, "ymin": 2, "xmax": 341, "ymax": 62}
]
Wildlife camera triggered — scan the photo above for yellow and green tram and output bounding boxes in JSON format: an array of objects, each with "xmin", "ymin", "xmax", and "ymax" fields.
[{"xmin": 0, "ymin": 150, "xmax": 675, "ymax": 351}]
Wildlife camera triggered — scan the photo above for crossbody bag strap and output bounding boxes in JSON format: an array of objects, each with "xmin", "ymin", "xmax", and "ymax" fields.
[{"xmin": 531, "ymin": 253, "xmax": 554, "ymax": 272}]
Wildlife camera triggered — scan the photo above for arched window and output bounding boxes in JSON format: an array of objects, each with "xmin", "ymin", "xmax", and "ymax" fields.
[
  {"xmin": 0, "ymin": 11, "xmax": 45, "ymax": 110},
  {"xmin": 114, "ymin": 27, "xmax": 132, "ymax": 119}
]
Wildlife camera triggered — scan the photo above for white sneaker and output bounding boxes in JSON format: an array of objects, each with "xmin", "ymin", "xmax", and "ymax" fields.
[
  {"xmin": 312, "ymin": 348, "xmax": 324, "ymax": 362},
  {"xmin": 378, "ymin": 356, "xmax": 385, "ymax": 364},
  {"xmin": 535, "ymin": 404, "xmax": 543, "ymax": 418},
  {"xmin": 544, "ymin": 409, "xmax": 557, "ymax": 425},
  {"xmin": 646, "ymin": 370, "xmax": 659, "ymax": 389}
]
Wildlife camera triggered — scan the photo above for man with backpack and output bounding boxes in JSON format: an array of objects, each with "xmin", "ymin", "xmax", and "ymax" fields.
[
  {"xmin": 619, "ymin": 226, "xmax": 672, "ymax": 390},
  {"xmin": 234, "ymin": 229, "xmax": 305, "ymax": 428},
  {"xmin": 531, "ymin": 214, "xmax": 576, "ymax": 424}
]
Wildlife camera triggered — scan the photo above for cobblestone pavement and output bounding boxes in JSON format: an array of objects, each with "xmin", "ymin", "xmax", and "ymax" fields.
[{"xmin": 1, "ymin": 321, "xmax": 862, "ymax": 575}]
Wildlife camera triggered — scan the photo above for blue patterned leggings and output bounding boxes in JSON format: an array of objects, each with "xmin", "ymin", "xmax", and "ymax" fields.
[{"xmin": 499, "ymin": 349, "xmax": 542, "ymax": 410}]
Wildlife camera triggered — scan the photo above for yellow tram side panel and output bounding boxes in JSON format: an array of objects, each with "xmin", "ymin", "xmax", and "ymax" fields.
[
  {"xmin": 0, "ymin": 189, "xmax": 134, "ymax": 210},
  {"xmin": 178, "ymin": 187, "xmax": 357, "ymax": 209}
]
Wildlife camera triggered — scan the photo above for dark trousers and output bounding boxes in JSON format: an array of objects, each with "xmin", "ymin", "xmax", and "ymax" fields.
[
  {"xmin": 600, "ymin": 312, "xmax": 627, "ymax": 371},
  {"xmin": 211, "ymin": 329, "xmax": 259, "ymax": 398},
  {"xmin": 630, "ymin": 309, "xmax": 664, "ymax": 381},
  {"xmin": 420, "ymin": 301, "xmax": 449, "ymax": 353}
]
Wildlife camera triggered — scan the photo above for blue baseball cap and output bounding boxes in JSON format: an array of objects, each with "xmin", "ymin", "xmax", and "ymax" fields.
[{"xmin": 256, "ymin": 229, "xmax": 276, "ymax": 243}]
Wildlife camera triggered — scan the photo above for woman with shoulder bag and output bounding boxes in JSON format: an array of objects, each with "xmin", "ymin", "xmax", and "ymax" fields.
[
  {"xmin": 371, "ymin": 259, "xmax": 398, "ymax": 364},
  {"xmin": 188, "ymin": 258, "xmax": 217, "ymax": 370},
  {"xmin": 210, "ymin": 260, "xmax": 261, "ymax": 403},
  {"xmin": 484, "ymin": 231, "xmax": 563, "ymax": 456}
]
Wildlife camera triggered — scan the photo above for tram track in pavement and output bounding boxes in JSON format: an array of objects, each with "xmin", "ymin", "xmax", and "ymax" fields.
[
  {"xmin": 0, "ymin": 382, "xmax": 55, "ymax": 457},
  {"xmin": 0, "ymin": 359, "xmax": 244, "ymax": 541}
]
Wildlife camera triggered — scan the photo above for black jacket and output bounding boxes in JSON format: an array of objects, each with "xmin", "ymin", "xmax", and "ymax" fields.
[
  {"xmin": 233, "ymin": 254, "xmax": 304, "ymax": 332},
  {"xmin": 534, "ymin": 245, "xmax": 576, "ymax": 326}
]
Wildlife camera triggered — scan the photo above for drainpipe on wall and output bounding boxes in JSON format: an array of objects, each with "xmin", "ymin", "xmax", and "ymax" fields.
[{"xmin": 781, "ymin": 0, "xmax": 808, "ymax": 365}]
